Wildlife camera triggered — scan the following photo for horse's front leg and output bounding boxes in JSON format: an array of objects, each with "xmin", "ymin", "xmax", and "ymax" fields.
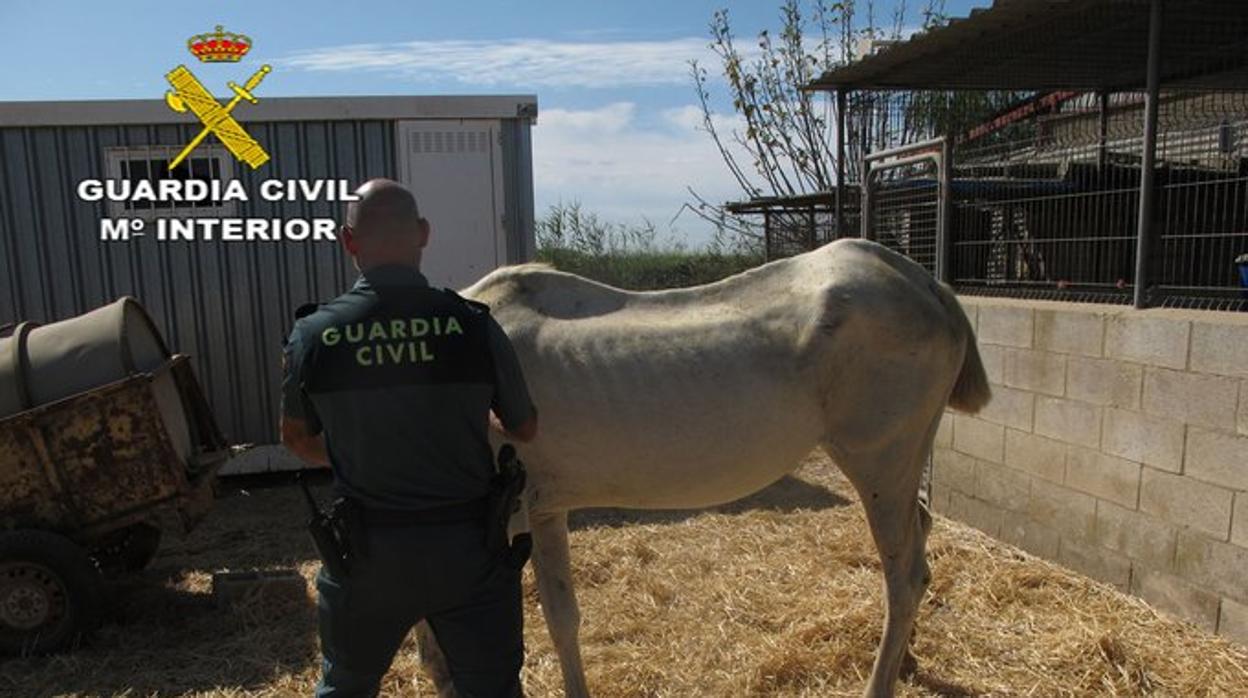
[{"xmin": 531, "ymin": 510, "xmax": 591, "ymax": 698}]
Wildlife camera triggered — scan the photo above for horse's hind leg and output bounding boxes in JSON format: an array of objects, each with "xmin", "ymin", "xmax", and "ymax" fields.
[
  {"xmin": 531, "ymin": 510, "xmax": 591, "ymax": 698},
  {"xmin": 826, "ymin": 418, "xmax": 938, "ymax": 698},
  {"xmin": 415, "ymin": 619, "xmax": 459, "ymax": 697}
]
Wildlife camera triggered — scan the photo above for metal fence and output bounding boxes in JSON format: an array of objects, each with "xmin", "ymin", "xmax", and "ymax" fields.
[
  {"xmin": 949, "ymin": 90, "xmax": 1248, "ymax": 310},
  {"xmin": 861, "ymin": 138, "xmax": 951, "ymax": 277},
  {"xmin": 726, "ymin": 190, "xmax": 861, "ymax": 261},
  {"xmin": 765, "ymin": 209, "xmax": 827, "ymax": 259},
  {"xmin": 1153, "ymin": 93, "xmax": 1248, "ymax": 309},
  {"xmin": 742, "ymin": 89, "xmax": 1248, "ymax": 312}
]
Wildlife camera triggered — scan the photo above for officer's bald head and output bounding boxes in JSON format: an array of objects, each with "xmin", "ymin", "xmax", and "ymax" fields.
[
  {"xmin": 347, "ymin": 179, "xmax": 422, "ymax": 237},
  {"xmin": 341, "ymin": 178, "xmax": 430, "ymax": 269}
]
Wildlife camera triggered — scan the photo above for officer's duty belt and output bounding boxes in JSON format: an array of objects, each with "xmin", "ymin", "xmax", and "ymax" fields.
[{"xmin": 357, "ymin": 498, "xmax": 489, "ymax": 526}]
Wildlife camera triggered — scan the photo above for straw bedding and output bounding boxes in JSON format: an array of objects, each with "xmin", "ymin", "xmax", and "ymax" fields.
[{"xmin": 2, "ymin": 451, "xmax": 1244, "ymax": 697}]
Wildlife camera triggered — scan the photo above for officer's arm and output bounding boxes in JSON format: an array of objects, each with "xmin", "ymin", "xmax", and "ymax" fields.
[
  {"xmin": 490, "ymin": 409, "xmax": 538, "ymax": 443},
  {"xmin": 486, "ymin": 317, "xmax": 539, "ymax": 443},
  {"xmin": 280, "ymin": 415, "xmax": 330, "ymax": 467},
  {"xmin": 281, "ymin": 324, "xmax": 331, "ymax": 468}
]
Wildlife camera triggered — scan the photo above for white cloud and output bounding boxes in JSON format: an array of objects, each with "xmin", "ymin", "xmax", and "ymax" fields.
[
  {"xmin": 659, "ymin": 105, "xmax": 743, "ymax": 136},
  {"xmin": 541, "ymin": 102, "xmax": 636, "ymax": 133},
  {"xmin": 532, "ymin": 102, "xmax": 753, "ymax": 245},
  {"xmin": 661, "ymin": 105, "xmax": 706, "ymax": 132},
  {"xmin": 278, "ymin": 35, "xmax": 777, "ymax": 244},
  {"xmin": 281, "ymin": 38, "xmax": 714, "ymax": 88}
]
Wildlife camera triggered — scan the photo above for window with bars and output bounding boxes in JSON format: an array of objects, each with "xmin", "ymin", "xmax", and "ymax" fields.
[{"xmin": 103, "ymin": 146, "xmax": 238, "ymax": 220}]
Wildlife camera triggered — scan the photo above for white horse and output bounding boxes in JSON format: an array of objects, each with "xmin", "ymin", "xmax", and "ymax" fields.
[{"xmin": 421, "ymin": 238, "xmax": 991, "ymax": 698}]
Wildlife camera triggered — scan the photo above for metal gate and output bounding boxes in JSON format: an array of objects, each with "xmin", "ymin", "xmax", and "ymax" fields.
[
  {"xmin": 861, "ymin": 137, "xmax": 953, "ymax": 281},
  {"xmin": 860, "ymin": 137, "xmax": 953, "ymax": 504}
]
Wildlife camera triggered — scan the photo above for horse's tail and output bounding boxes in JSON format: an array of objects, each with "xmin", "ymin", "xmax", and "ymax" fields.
[{"xmin": 933, "ymin": 281, "xmax": 992, "ymax": 414}]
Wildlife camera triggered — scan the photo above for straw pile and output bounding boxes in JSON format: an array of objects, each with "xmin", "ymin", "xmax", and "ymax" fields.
[{"xmin": 2, "ymin": 451, "xmax": 1245, "ymax": 697}]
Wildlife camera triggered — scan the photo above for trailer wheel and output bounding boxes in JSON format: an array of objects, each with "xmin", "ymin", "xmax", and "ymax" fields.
[{"xmin": 0, "ymin": 530, "xmax": 104, "ymax": 655}]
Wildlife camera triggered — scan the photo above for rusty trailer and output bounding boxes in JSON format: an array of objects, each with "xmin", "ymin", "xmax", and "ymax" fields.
[{"xmin": 0, "ymin": 297, "xmax": 228, "ymax": 654}]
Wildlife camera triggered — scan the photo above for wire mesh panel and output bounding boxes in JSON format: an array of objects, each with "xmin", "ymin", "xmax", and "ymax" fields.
[
  {"xmin": 863, "ymin": 142, "xmax": 946, "ymax": 276},
  {"xmin": 947, "ymin": 90, "xmax": 1248, "ymax": 309},
  {"xmin": 765, "ymin": 210, "xmax": 819, "ymax": 259},
  {"xmin": 827, "ymin": 205, "xmax": 864, "ymax": 246},
  {"xmin": 871, "ymin": 166, "xmax": 941, "ymax": 274},
  {"xmin": 796, "ymin": 0, "xmax": 1248, "ymax": 310},
  {"xmin": 763, "ymin": 205, "xmax": 863, "ymax": 259},
  {"xmin": 728, "ymin": 188, "xmax": 863, "ymax": 260},
  {"xmin": 1153, "ymin": 92, "xmax": 1248, "ymax": 310},
  {"xmin": 950, "ymin": 101, "xmax": 1142, "ymax": 303}
]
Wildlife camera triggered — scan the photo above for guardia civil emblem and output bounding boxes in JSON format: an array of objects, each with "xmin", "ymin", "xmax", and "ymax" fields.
[{"xmin": 164, "ymin": 26, "xmax": 271, "ymax": 171}]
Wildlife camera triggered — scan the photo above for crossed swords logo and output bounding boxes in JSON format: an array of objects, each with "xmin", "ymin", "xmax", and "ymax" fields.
[{"xmin": 164, "ymin": 64, "xmax": 272, "ymax": 171}]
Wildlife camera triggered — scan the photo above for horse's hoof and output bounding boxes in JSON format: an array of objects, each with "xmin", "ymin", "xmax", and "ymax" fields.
[{"xmin": 900, "ymin": 649, "xmax": 919, "ymax": 679}]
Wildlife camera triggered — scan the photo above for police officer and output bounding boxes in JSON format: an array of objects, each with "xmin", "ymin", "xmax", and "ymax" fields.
[{"xmin": 280, "ymin": 178, "xmax": 538, "ymax": 697}]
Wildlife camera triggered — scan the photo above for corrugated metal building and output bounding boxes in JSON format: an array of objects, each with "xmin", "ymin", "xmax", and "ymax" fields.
[{"xmin": 0, "ymin": 96, "xmax": 537, "ymax": 446}]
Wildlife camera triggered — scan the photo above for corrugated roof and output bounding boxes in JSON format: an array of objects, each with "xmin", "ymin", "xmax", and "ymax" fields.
[
  {"xmin": 0, "ymin": 95, "xmax": 539, "ymax": 127},
  {"xmin": 806, "ymin": 0, "xmax": 1248, "ymax": 92}
]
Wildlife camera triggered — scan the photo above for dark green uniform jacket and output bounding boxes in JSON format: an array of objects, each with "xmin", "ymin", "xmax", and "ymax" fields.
[{"xmin": 281, "ymin": 264, "xmax": 535, "ymax": 510}]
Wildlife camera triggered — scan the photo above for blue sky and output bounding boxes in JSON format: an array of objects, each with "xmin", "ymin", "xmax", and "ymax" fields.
[{"xmin": 0, "ymin": 0, "xmax": 987, "ymax": 246}]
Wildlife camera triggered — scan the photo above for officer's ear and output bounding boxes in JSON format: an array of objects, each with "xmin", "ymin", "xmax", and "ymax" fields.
[
  {"xmin": 416, "ymin": 217, "xmax": 431, "ymax": 249},
  {"xmin": 341, "ymin": 225, "xmax": 360, "ymax": 256}
]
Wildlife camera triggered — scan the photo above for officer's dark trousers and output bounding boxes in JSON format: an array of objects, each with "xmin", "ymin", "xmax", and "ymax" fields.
[{"xmin": 314, "ymin": 519, "xmax": 523, "ymax": 698}]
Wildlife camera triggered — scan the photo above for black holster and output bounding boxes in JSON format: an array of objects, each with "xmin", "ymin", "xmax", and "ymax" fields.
[
  {"xmin": 487, "ymin": 444, "xmax": 532, "ymax": 570},
  {"xmin": 299, "ymin": 477, "xmax": 355, "ymax": 580}
]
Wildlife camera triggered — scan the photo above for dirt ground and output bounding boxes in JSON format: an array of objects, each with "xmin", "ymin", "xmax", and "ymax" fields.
[{"xmin": 1, "ymin": 451, "xmax": 1246, "ymax": 697}]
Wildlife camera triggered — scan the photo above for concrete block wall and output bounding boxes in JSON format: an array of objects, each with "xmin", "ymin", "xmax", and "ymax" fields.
[{"xmin": 931, "ymin": 296, "xmax": 1248, "ymax": 644}]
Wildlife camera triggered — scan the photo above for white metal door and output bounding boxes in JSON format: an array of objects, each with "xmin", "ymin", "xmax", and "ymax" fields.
[{"xmin": 395, "ymin": 120, "xmax": 506, "ymax": 289}]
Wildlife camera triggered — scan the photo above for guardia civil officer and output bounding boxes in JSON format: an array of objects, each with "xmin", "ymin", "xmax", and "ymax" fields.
[{"xmin": 280, "ymin": 178, "xmax": 538, "ymax": 697}]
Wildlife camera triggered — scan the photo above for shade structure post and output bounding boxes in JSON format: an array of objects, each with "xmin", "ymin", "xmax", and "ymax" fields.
[
  {"xmin": 1133, "ymin": 0, "xmax": 1164, "ymax": 308},
  {"xmin": 763, "ymin": 210, "xmax": 773, "ymax": 262},
  {"xmin": 860, "ymin": 155, "xmax": 873, "ymax": 240},
  {"xmin": 1098, "ymin": 91, "xmax": 1110, "ymax": 171},
  {"xmin": 836, "ymin": 88, "xmax": 847, "ymax": 238},
  {"xmin": 937, "ymin": 137, "xmax": 953, "ymax": 283}
]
